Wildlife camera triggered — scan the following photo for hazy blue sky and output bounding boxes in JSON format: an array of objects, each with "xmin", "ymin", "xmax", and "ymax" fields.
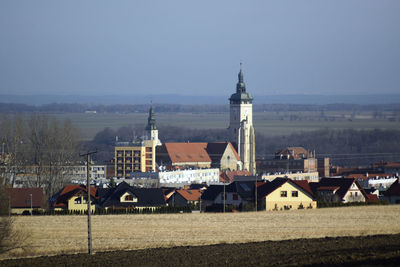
[{"xmin": 1, "ymin": 1, "xmax": 399, "ymax": 97}]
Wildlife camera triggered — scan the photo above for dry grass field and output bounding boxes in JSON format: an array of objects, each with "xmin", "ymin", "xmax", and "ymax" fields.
[{"xmin": 5, "ymin": 205, "xmax": 400, "ymax": 259}]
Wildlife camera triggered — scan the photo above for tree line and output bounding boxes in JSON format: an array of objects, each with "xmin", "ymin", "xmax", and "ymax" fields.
[
  {"xmin": 0, "ymin": 114, "xmax": 79, "ymax": 197},
  {"xmin": 1, "ymin": 102, "xmax": 400, "ymax": 114},
  {"xmin": 84, "ymin": 124, "xmax": 400, "ymax": 167}
]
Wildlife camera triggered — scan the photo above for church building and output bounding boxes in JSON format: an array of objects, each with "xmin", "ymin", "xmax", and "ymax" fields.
[{"xmin": 228, "ymin": 65, "xmax": 256, "ymax": 175}]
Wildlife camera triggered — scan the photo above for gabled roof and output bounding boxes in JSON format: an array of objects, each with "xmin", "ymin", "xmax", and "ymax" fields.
[
  {"xmin": 201, "ymin": 181, "xmax": 260, "ymax": 201},
  {"xmin": 7, "ymin": 188, "xmax": 44, "ymax": 208},
  {"xmin": 316, "ymin": 178, "xmax": 368, "ymax": 200},
  {"xmin": 206, "ymin": 142, "xmax": 240, "ymax": 162},
  {"xmin": 51, "ymin": 185, "xmax": 97, "ymax": 208},
  {"xmin": 385, "ymin": 179, "xmax": 400, "ymax": 196},
  {"xmin": 201, "ymin": 184, "xmax": 235, "ymax": 201},
  {"xmin": 292, "ymin": 180, "xmax": 314, "ymax": 197},
  {"xmin": 158, "ymin": 143, "xmax": 211, "ymax": 164},
  {"xmin": 161, "ymin": 187, "xmax": 176, "ymax": 201},
  {"xmin": 99, "ymin": 181, "xmax": 165, "ymax": 208},
  {"xmin": 257, "ymin": 178, "xmax": 315, "ymax": 200},
  {"xmin": 175, "ymin": 189, "xmax": 202, "ymax": 201},
  {"xmin": 220, "ymin": 170, "xmax": 251, "ymax": 183}
]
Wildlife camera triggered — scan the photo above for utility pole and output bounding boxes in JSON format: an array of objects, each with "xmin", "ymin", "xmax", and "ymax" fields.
[
  {"xmin": 80, "ymin": 150, "xmax": 97, "ymax": 255},
  {"xmin": 199, "ymin": 192, "xmax": 201, "ymax": 212},
  {"xmin": 255, "ymin": 176, "xmax": 257, "ymax": 212},
  {"xmin": 29, "ymin": 194, "xmax": 32, "ymax": 216},
  {"xmin": 223, "ymin": 182, "xmax": 226, "ymax": 213}
]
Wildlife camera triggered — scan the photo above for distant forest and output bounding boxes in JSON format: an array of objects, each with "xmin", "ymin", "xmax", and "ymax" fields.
[
  {"xmin": 84, "ymin": 125, "xmax": 400, "ymax": 168},
  {"xmin": 1, "ymin": 102, "xmax": 400, "ymax": 114}
]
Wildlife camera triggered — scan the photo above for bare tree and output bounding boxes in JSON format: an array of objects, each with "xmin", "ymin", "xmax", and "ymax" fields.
[
  {"xmin": 1, "ymin": 114, "xmax": 80, "ymax": 197},
  {"xmin": 0, "ymin": 182, "xmax": 29, "ymax": 255}
]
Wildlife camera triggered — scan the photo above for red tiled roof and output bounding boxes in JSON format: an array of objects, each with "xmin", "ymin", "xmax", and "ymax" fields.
[
  {"xmin": 52, "ymin": 185, "xmax": 97, "ymax": 208},
  {"xmin": 176, "ymin": 189, "xmax": 202, "ymax": 201},
  {"xmin": 366, "ymin": 193, "xmax": 380, "ymax": 203},
  {"xmin": 7, "ymin": 188, "xmax": 44, "ymax": 208},
  {"xmin": 292, "ymin": 180, "xmax": 314, "ymax": 196},
  {"xmin": 220, "ymin": 170, "xmax": 251, "ymax": 183},
  {"xmin": 164, "ymin": 143, "xmax": 211, "ymax": 163}
]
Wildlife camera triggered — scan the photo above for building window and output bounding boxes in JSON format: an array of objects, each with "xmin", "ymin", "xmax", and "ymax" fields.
[
  {"xmin": 280, "ymin": 191, "xmax": 287, "ymax": 197},
  {"xmin": 355, "ymin": 192, "xmax": 358, "ymax": 197},
  {"xmin": 233, "ymin": 194, "xmax": 238, "ymax": 200},
  {"xmin": 125, "ymin": 195, "xmax": 133, "ymax": 201},
  {"xmin": 74, "ymin": 197, "xmax": 81, "ymax": 204},
  {"xmin": 292, "ymin": 191, "xmax": 298, "ymax": 197}
]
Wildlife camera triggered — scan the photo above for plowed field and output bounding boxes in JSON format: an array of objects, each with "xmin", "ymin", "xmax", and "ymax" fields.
[{"xmin": 1, "ymin": 234, "xmax": 400, "ymax": 266}]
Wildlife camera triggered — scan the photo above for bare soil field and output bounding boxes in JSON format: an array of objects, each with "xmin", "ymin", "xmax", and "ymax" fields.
[
  {"xmin": 2, "ymin": 234, "xmax": 400, "ymax": 266},
  {"xmin": 2, "ymin": 205, "xmax": 400, "ymax": 261}
]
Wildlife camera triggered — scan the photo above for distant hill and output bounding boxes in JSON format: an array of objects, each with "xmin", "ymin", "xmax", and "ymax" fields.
[{"xmin": 1, "ymin": 93, "xmax": 400, "ymax": 105}]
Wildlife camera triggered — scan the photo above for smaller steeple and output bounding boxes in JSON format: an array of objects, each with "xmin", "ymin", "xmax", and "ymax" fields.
[
  {"xmin": 146, "ymin": 105, "xmax": 157, "ymax": 131},
  {"xmin": 236, "ymin": 62, "xmax": 246, "ymax": 93}
]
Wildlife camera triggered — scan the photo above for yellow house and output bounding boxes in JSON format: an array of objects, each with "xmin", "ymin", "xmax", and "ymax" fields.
[
  {"xmin": 258, "ymin": 178, "xmax": 316, "ymax": 211},
  {"xmin": 51, "ymin": 185, "xmax": 96, "ymax": 212}
]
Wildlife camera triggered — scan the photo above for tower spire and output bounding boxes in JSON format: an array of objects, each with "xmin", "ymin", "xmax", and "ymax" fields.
[
  {"xmin": 146, "ymin": 104, "xmax": 156, "ymax": 131},
  {"xmin": 236, "ymin": 62, "xmax": 246, "ymax": 93}
]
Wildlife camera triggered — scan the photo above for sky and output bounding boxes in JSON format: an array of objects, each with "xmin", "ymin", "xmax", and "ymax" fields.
[{"xmin": 0, "ymin": 0, "xmax": 399, "ymax": 97}]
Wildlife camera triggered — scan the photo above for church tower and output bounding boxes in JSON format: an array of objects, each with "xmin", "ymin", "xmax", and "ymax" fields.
[
  {"xmin": 145, "ymin": 105, "xmax": 161, "ymax": 146},
  {"xmin": 228, "ymin": 64, "xmax": 256, "ymax": 174}
]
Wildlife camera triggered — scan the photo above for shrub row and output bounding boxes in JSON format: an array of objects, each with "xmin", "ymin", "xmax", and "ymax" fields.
[
  {"xmin": 19, "ymin": 206, "xmax": 193, "ymax": 216},
  {"xmin": 317, "ymin": 201, "xmax": 389, "ymax": 208}
]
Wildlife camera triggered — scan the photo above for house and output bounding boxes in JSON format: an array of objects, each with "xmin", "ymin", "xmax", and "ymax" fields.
[
  {"xmin": 257, "ymin": 178, "xmax": 316, "ymax": 211},
  {"xmin": 156, "ymin": 142, "xmax": 241, "ymax": 171},
  {"xmin": 98, "ymin": 181, "xmax": 166, "ymax": 210},
  {"xmin": 201, "ymin": 181, "xmax": 258, "ymax": 211},
  {"xmin": 310, "ymin": 178, "xmax": 368, "ymax": 203},
  {"xmin": 156, "ymin": 143, "xmax": 212, "ymax": 169},
  {"xmin": 49, "ymin": 185, "xmax": 97, "ymax": 212},
  {"xmin": 384, "ymin": 179, "xmax": 400, "ymax": 204},
  {"xmin": 205, "ymin": 142, "xmax": 241, "ymax": 171},
  {"xmin": 7, "ymin": 188, "xmax": 44, "ymax": 214},
  {"xmin": 167, "ymin": 189, "xmax": 202, "ymax": 207}
]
